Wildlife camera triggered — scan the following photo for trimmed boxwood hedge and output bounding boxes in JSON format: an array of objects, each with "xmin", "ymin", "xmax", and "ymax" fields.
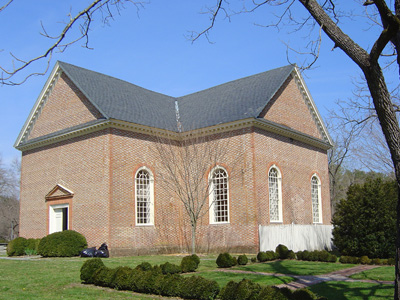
[
  {"xmin": 219, "ymin": 279, "xmax": 325, "ymax": 300},
  {"xmin": 38, "ymin": 230, "xmax": 87, "ymax": 257},
  {"xmin": 80, "ymin": 260, "xmax": 219, "ymax": 300}
]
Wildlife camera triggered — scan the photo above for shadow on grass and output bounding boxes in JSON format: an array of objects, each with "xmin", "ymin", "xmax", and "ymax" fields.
[{"xmin": 309, "ymin": 281, "xmax": 394, "ymax": 300}]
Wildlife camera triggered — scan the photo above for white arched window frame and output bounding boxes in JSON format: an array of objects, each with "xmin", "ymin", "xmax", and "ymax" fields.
[
  {"xmin": 268, "ymin": 166, "xmax": 283, "ymax": 223},
  {"xmin": 135, "ymin": 167, "xmax": 154, "ymax": 226},
  {"xmin": 311, "ymin": 174, "xmax": 322, "ymax": 224},
  {"xmin": 209, "ymin": 166, "xmax": 229, "ymax": 224}
]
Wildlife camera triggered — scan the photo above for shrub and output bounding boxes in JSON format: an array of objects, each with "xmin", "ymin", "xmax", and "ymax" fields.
[
  {"xmin": 160, "ymin": 262, "xmax": 181, "ymax": 274},
  {"xmin": 257, "ymin": 251, "xmax": 268, "ymax": 262},
  {"xmin": 258, "ymin": 286, "xmax": 288, "ymax": 300},
  {"xmin": 360, "ymin": 255, "xmax": 371, "ymax": 265},
  {"xmin": 181, "ymin": 255, "xmax": 199, "ymax": 272},
  {"xmin": 7, "ymin": 237, "xmax": 27, "ymax": 256},
  {"xmin": 292, "ymin": 288, "xmax": 318, "ymax": 300},
  {"xmin": 275, "ymin": 244, "xmax": 290, "ymax": 259},
  {"xmin": 251, "ymin": 257, "xmax": 257, "ymax": 263},
  {"xmin": 287, "ymin": 250, "xmax": 296, "ymax": 260},
  {"xmin": 113, "ymin": 266, "xmax": 134, "ymax": 290},
  {"xmin": 80, "ymin": 258, "xmax": 105, "ymax": 284},
  {"xmin": 180, "ymin": 275, "xmax": 220, "ymax": 300},
  {"xmin": 135, "ymin": 262, "xmax": 152, "ymax": 271},
  {"xmin": 216, "ymin": 252, "xmax": 236, "ymax": 268},
  {"xmin": 26, "ymin": 238, "xmax": 41, "ymax": 252},
  {"xmin": 237, "ymin": 254, "xmax": 248, "ymax": 265},
  {"xmin": 92, "ymin": 266, "xmax": 118, "ymax": 288},
  {"xmin": 388, "ymin": 258, "xmax": 395, "ymax": 265},
  {"xmin": 38, "ymin": 230, "xmax": 87, "ymax": 257},
  {"xmin": 371, "ymin": 258, "xmax": 382, "ymax": 265},
  {"xmin": 191, "ymin": 254, "xmax": 200, "ymax": 266},
  {"xmin": 332, "ymin": 178, "xmax": 396, "ymax": 258},
  {"xmin": 219, "ymin": 279, "xmax": 261, "ymax": 300}
]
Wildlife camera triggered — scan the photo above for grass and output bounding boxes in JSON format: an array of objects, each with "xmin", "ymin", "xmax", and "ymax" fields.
[
  {"xmin": 0, "ymin": 255, "xmax": 395, "ymax": 299},
  {"xmin": 350, "ymin": 266, "xmax": 395, "ymax": 282},
  {"xmin": 309, "ymin": 281, "xmax": 394, "ymax": 300},
  {"xmin": 187, "ymin": 271, "xmax": 294, "ymax": 288},
  {"xmin": 236, "ymin": 260, "xmax": 356, "ymax": 276}
]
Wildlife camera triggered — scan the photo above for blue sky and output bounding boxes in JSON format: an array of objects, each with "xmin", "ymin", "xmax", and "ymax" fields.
[{"xmin": 0, "ymin": 0, "xmax": 394, "ymax": 165}]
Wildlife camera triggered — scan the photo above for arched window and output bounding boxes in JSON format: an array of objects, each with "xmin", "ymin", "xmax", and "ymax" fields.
[
  {"xmin": 135, "ymin": 168, "xmax": 154, "ymax": 225},
  {"xmin": 269, "ymin": 166, "xmax": 282, "ymax": 222},
  {"xmin": 311, "ymin": 175, "xmax": 322, "ymax": 224},
  {"xmin": 209, "ymin": 167, "xmax": 229, "ymax": 224}
]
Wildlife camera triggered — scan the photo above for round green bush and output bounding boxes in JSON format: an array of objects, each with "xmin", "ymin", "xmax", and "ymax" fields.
[
  {"xmin": 135, "ymin": 262, "xmax": 152, "ymax": 271},
  {"xmin": 258, "ymin": 286, "xmax": 288, "ymax": 300},
  {"xmin": 219, "ymin": 279, "xmax": 261, "ymax": 300},
  {"xmin": 292, "ymin": 288, "xmax": 318, "ymax": 300},
  {"xmin": 257, "ymin": 251, "xmax": 268, "ymax": 262},
  {"xmin": 113, "ymin": 266, "xmax": 134, "ymax": 290},
  {"xmin": 80, "ymin": 258, "xmax": 105, "ymax": 284},
  {"xmin": 360, "ymin": 255, "xmax": 371, "ymax": 265},
  {"xmin": 180, "ymin": 275, "xmax": 220, "ymax": 300},
  {"xmin": 216, "ymin": 252, "xmax": 236, "ymax": 268},
  {"xmin": 275, "ymin": 244, "xmax": 290, "ymax": 259},
  {"xmin": 237, "ymin": 254, "xmax": 248, "ymax": 265},
  {"xmin": 181, "ymin": 255, "xmax": 199, "ymax": 272},
  {"xmin": 26, "ymin": 238, "xmax": 41, "ymax": 252},
  {"xmin": 191, "ymin": 254, "xmax": 200, "ymax": 267},
  {"xmin": 38, "ymin": 230, "xmax": 87, "ymax": 257},
  {"xmin": 92, "ymin": 266, "xmax": 116, "ymax": 287},
  {"xmin": 7, "ymin": 237, "xmax": 27, "ymax": 256},
  {"xmin": 161, "ymin": 262, "xmax": 181, "ymax": 274}
]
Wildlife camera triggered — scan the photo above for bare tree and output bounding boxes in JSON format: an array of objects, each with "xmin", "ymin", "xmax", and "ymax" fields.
[
  {"xmin": 151, "ymin": 132, "xmax": 239, "ymax": 254},
  {"xmin": 0, "ymin": 0, "xmax": 146, "ymax": 85},
  {"xmin": 0, "ymin": 155, "xmax": 19, "ymax": 240},
  {"xmin": 193, "ymin": 0, "xmax": 400, "ymax": 297}
]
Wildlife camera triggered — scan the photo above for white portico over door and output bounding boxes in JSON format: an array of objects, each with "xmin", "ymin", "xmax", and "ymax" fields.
[{"xmin": 45, "ymin": 184, "xmax": 74, "ymax": 234}]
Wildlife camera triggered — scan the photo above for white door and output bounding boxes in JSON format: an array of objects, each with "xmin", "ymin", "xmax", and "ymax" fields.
[{"xmin": 49, "ymin": 204, "xmax": 68, "ymax": 234}]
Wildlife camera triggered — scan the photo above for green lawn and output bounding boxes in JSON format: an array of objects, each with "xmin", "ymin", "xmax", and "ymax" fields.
[
  {"xmin": 350, "ymin": 266, "xmax": 395, "ymax": 282},
  {"xmin": 235, "ymin": 260, "xmax": 356, "ymax": 276},
  {"xmin": 309, "ymin": 281, "xmax": 394, "ymax": 300},
  {"xmin": 0, "ymin": 255, "xmax": 395, "ymax": 300},
  {"xmin": 187, "ymin": 271, "xmax": 294, "ymax": 288}
]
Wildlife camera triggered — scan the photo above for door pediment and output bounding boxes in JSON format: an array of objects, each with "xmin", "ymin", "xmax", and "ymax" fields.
[{"xmin": 45, "ymin": 184, "xmax": 74, "ymax": 201}]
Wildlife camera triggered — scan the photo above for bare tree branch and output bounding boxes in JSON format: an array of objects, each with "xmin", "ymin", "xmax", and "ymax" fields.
[{"xmin": 0, "ymin": 0, "xmax": 146, "ymax": 85}]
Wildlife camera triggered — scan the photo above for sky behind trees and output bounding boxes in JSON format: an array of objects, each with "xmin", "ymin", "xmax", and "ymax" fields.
[{"xmin": 0, "ymin": 0, "xmax": 396, "ymax": 166}]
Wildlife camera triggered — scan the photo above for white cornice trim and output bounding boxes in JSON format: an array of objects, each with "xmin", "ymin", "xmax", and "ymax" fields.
[
  {"xmin": 16, "ymin": 117, "xmax": 331, "ymax": 152},
  {"xmin": 292, "ymin": 68, "xmax": 333, "ymax": 146},
  {"xmin": 14, "ymin": 63, "xmax": 63, "ymax": 148}
]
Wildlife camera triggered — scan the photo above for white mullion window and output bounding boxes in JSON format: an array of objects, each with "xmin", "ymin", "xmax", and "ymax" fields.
[
  {"xmin": 311, "ymin": 174, "xmax": 322, "ymax": 224},
  {"xmin": 209, "ymin": 167, "xmax": 229, "ymax": 224},
  {"xmin": 269, "ymin": 166, "xmax": 282, "ymax": 222},
  {"xmin": 135, "ymin": 168, "xmax": 154, "ymax": 225}
]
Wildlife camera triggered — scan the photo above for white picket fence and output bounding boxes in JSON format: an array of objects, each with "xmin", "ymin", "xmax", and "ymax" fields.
[{"xmin": 259, "ymin": 224, "xmax": 333, "ymax": 252}]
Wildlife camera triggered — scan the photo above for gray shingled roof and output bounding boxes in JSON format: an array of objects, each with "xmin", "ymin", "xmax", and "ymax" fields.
[{"xmin": 58, "ymin": 62, "xmax": 294, "ymax": 132}]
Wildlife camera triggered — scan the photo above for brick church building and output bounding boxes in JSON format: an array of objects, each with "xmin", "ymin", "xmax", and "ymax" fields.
[{"xmin": 15, "ymin": 62, "xmax": 332, "ymax": 255}]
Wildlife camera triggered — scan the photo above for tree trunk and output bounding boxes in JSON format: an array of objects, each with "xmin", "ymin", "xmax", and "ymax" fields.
[
  {"xmin": 191, "ymin": 219, "xmax": 197, "ymax": 254},
  {"xmin": 363, "ymin": 63, "xmax": 400, "ymax": 299}
]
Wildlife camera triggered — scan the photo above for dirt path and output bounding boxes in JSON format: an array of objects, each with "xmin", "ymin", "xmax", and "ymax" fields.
[{"xmin": 217, "ymin": 264, "xmax": 394, "ymax": 290}]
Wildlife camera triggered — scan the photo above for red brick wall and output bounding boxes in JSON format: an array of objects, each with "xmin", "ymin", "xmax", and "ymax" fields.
[
  {"xmin": 20, "ymin": 130, "xmax": 111, "ymax": 246},
  {"xmin": 18, "ymin": 71, "xmax": 331, "ymax": 255},
  {"xmin": 260, "ymin": 75, "xmax": 323, "ymax": 140},
  {"xmin": 27, "ymin": 73, "xmax": 103, "ymax": 140}
]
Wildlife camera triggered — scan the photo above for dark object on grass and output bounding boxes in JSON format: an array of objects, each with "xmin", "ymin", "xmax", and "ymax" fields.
[
  {"xmin": 95, "ymin": 243, "xmax": 109, "ymax": 258},
  {"xmin": 81, "ymin": 247, "xmax": 96, "ymax": 257}
]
